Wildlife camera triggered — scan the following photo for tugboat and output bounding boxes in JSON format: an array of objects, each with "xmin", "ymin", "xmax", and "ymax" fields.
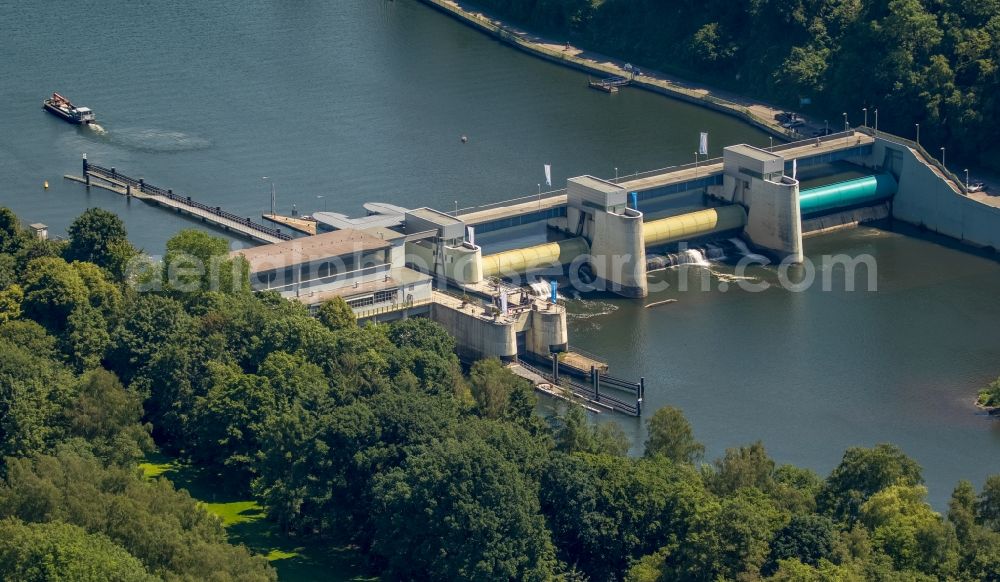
[{"xmin": 42, "ymin": 93, "xmax": 96, "ymax": 125}]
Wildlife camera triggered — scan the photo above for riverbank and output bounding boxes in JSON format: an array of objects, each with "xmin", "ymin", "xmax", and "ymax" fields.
[{"xmin": 416, "ymin": 0, "xmax": 804, "ymax": 141}]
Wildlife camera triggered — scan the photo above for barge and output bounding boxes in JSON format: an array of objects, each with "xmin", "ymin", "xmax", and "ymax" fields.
[{"xmin": 43, "ymin": 93, "xmax": 95, "ymax": 125}]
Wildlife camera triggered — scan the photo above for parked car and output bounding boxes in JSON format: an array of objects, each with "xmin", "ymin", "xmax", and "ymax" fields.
[{"xmin": 967, "ymin": 182, "xmax": 986, "ymax": 193}]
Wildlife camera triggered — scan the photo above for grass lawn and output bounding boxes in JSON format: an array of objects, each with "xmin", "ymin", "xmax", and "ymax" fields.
[{"xmin": 140, "ymin": 452, "xmax": 376, "ymax": 582}]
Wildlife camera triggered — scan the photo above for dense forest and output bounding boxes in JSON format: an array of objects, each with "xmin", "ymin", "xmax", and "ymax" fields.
[
  {"xmin": 0, "ymin": 205, "xmax": 998, "ymax": 581},
  {"xmin": 464, "ymin": 0, "xmax": 1000, "ymax": 169}
]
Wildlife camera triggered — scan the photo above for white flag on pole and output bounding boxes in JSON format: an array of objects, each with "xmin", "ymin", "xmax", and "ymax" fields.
[
  {"xmin": 544, "ymin": 164, "xmax": 552, "ymax": 187},
  {"xmin": 792, "ymin": 159, "xmax": 798, "ymax": 180},
  {"xmin": 500, "ymin": 291, "xmax": 508, "ymax": 315},
  {"xmin": 466, "ymin": 226, "xmax": 475, "ymax": 247},
  {"xmin": 698, "ymin": 132, "xmax": 708, "ymax": 156}
]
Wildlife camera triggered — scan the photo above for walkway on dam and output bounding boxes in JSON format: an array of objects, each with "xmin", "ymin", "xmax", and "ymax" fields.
[
  {"xmin": 461, "ymin": 131, "xmax": 875, "ymax": 228},
  {"xmin": 619, "ymin": 131, "xmax": 874, "ymax": 192}
]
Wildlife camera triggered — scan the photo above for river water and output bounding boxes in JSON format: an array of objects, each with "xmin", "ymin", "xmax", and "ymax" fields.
[{"xmin": 2, "ymin": 0, "xmax": 997, "ymax": 507}]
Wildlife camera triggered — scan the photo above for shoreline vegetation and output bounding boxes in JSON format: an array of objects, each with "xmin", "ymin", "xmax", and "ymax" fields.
[
  {"xmin": 2, "ymin": 204, "xmax": 1000, "ymax": 581},
  {"xmin": 417, "ymin": 0, "xmax": 1000, "ymax": 173},
  {"xmin": 417, "ymin": 0, "xmax": 799, "ymax": 141},
  {"xmin": 977, "ymin": 377, "xmax": 1000, "ymax": 416}
]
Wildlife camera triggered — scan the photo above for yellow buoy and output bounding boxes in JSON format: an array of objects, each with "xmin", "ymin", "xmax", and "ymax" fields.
[{"xmin": 43, "ymin": 181, "xmax": 49, "ymax": 189}]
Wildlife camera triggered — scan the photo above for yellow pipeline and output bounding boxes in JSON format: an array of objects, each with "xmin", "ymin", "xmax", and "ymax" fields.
[
  {"xmin": 482, "ymin": 237, "xmax": 590, "ymax": 277},
  {"xmin": 643, "ymin": 205, "xmax": 746, "ymax": 248}
]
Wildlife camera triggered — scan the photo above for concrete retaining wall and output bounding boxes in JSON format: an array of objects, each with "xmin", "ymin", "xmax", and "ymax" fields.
[
  {"xmin": 431, "ymin": 302, "xmax": 517, "ymax": 361},
  {"xmin": 874, "ymin": 139, "xmax": 1000, "ymax": 250}
]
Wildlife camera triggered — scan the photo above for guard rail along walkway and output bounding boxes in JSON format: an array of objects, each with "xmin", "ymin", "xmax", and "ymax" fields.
[{"xmin": 75, "ymin": 156, "xmax": 291, "ymax": 245}]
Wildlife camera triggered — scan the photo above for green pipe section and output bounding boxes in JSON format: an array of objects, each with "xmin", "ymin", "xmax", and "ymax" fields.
[
  {"xmin": 799, "ymin": 174, "xmax": 896, "ymax": 215},
  {"xmin": 643, "ymin": 205, "xmax": 747, "ymax": 248},
  {"xmin": 482, "ymin": 237, "xmax": 590, "ymax": 277}
]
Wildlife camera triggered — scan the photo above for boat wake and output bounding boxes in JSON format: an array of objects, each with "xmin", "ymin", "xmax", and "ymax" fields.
[
  {"xmin": 87, "ymin": 123, "xmax": 107, "ymax": 135},
  {"xmin": 107, "ymin": 127, "xmax": 212, "ymax": 152}
]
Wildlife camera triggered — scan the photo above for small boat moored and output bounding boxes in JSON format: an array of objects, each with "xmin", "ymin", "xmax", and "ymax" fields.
[{"xmin": 43, "ymin": 92, "xmax": 96, "ymax": 125}]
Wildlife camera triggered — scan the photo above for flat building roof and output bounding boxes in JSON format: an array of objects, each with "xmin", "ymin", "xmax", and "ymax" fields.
[
  {"xmin": 232, "ymin": 228, "xmax": 391, "ymax": 273},
  {"xmin": 725, "ymin": 144, "xmax": 783, "ymax": 162},
  {"xmin": 569, "ymin": 175, "xmax": 623, "ymax": 193}
]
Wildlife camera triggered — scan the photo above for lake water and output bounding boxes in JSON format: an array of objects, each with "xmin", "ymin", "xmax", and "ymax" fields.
[{"xmin": 1, "ymin": 0, "xmax": 997, "ymax": 507}]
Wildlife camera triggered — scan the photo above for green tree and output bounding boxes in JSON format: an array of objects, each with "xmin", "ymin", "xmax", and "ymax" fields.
[
  {"xmin": 0, "ymin": 283, "xmax": 22, "ymax": 323},
  {"xmin": 189, "ymin": 363, "xmax": 276, "ymax": 486},
  {"xmin": 316, "ymin": 296, "xmax": 356, "ymax": 330},
  {"xmin": 164, "ymin": 229, "xmax": 248, "ymax": 294},
  {"xmin": 554, "ymin": 405, "xmax": 629, "ymax": 456},
  {"xmin": 107, "ymin": 293, "xmax": 191, "ymax": 383},
  {"xmin": 0, "ymin": 253, "xmax": 17, "ymax": 288},
  {"xmin": 643, "ymin": 405, "xmax": 704, "ymax": 464},
  {"xmin": 541, "ymin": 452, "xmax": 710, "ymax": 581},
  {"xmin": 64, "ymin": 304, "xmax": 110, "ymax": 371},
  {"xmin": 978, "ymin": 474, "xmax": 1000, "ymax": 531},
  {"xmin": 0, "ymin": 340, "xmax": 74, "ymax": 459},
  {"xmin": 65, "ymin": 208, "xmax": 134, "ymax": 274},
  {"xmin": 818, "ymin": 444, "xmax": 924, "ymax": 521},
  {"xmin": 978, "ymin": 377, "xmax": 1000, "ymax": 407},
  {"xmin": 0, "ymin": 518, "xmax": 156, "ymax": 582},
  {"xmin": 766, "ymin": 514, "xmax": 838, "ymax": 573},
  {"xmin": 0, "ymin": 451, "xmax": 276, "ymax": 581},
  {"xmin": 63, "ymin": 369, "xmax": 152, "ymax": 465},
  {"xmin": 469, "ymin": 357, "xmax": 534, "ymax": 423},
  {"xmin": 371, "ymin": 435, "xmax": 556, "ymax": 580},
  {"xmin": 387, "ymin": 316, "xmax": 456, "ymax": 357},
  {"xmin": 949, "ymin": 480, "xmax": 977, "ymax": 544},
  {"xmin": 708, "ymin": 440, "xmax": 776, "ymax": 496},
  {"xmin": 0, "ymin": 207, "xmax": 25, "ymax": 254},
  {"xmin": 860, "ymin": 484, "xmax": 959, "ymax": 576},
  {"xmin": 21, "ymin": 256, "xmax": 88, "ymax": 331}
]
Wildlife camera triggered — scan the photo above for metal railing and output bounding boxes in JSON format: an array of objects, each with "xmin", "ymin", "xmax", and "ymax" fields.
[
  {"xmin": 265, "ymin": 263, "xmax": 390, "ymax": 294},
  {"xmin": 856, "ymin": 127, "xmax": 968, "ymax": 194},
  {"xmin": 355, "ymin": 297, "xmax": 429, "ymax": 321},
  {"xmin": 86, "ymin": 163, "xmax": 292, "ymax": 240}
]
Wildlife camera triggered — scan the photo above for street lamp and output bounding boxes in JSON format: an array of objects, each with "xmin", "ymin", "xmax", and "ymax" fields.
[
  {"xmin": 769, "ymin": 136, "xmax": 773, "ymax": 150},
  {"xmin": 262, "ymin": 176, "xmax": 275, "ymax": 215},
  {"xmin": 940, "ymin": 147, "xmax": 946, "ymax": 167},
  {"xmin": 843, "ymin": 112, "xmax": 848, "ymax": 132},
  {"xmin": 965, "ymin": 168, "xmax": 969, "ymax": 191},
  {"xmin": 915, "ymin": 123, "xmax": 920, "ymax": 146},
  {"xmin": 615, "ymin": 167, "xmax": 618, "ymax": 182},
  {"xmin": 862, "ymin": 108, "xmax": 868, "ymax": 128},
  {"xmin": 824, "ymin": 120, "xmax": 829, "ymax": 135},
  {"xmin": 874, "ymin": 108, "xmax": 878, "ymax": 135}
]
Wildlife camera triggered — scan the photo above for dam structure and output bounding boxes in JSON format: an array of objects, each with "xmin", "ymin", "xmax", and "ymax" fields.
[{"xmin": 71, "ymin": 128, "xmax": 994, "ymax": 412}]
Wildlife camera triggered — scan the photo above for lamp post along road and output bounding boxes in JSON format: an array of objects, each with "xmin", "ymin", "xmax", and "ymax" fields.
[
  {"xmin": 863, "ymin": 108, "xmax": 868, "ymax": 128},
  {"xmin": 874, "ymin": 109, "xmax": 878, "ymax": 135},
  {"xmin": 941, "ymin": 147, "xmax": 946, "ymax": 168},
  {"xmin": 915, "ymin": 123, "xmax": 920, "ymax": 146}
]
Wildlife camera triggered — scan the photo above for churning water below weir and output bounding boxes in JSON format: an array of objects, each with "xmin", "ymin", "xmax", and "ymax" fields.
[{"xmin": 2, "ymin": 0, "xmax": 998, "ymax": 508}]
